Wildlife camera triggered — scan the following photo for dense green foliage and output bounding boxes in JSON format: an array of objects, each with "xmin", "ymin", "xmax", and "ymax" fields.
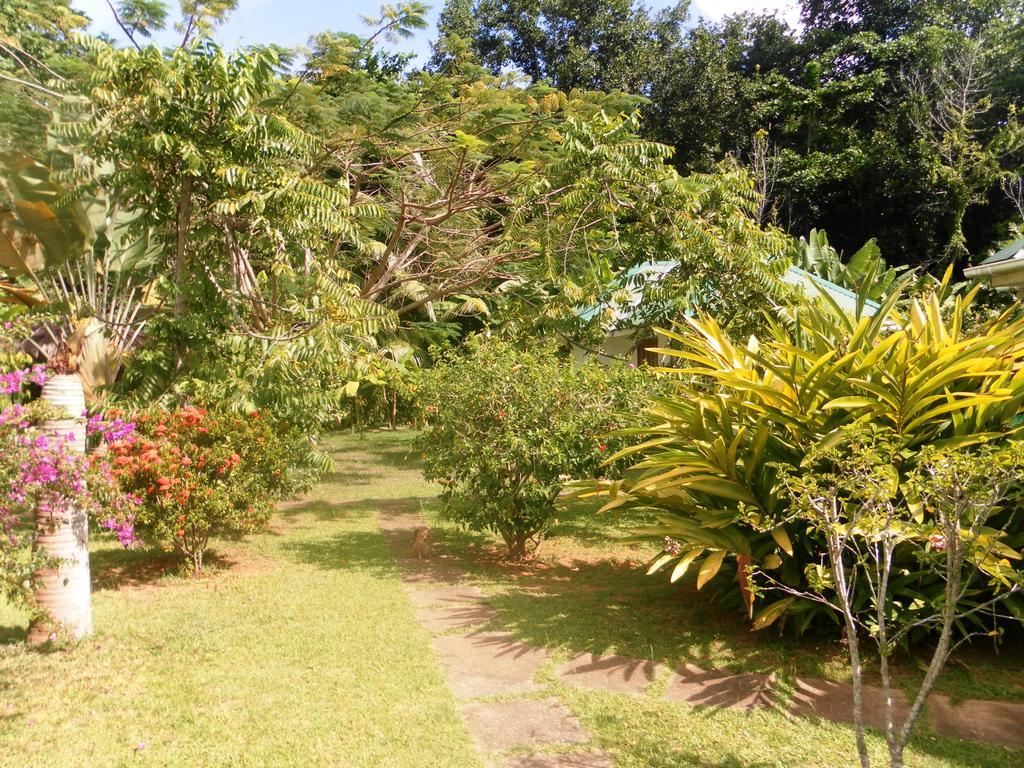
[
  {"xmin": 1, "ymin": 0, "xmax": 801, "ymax": 469},
  {"xmin": 441, "ymin": 0, "xmax": 1024, "ymax": 268},
  {"xmin": 583, "ymin": 276, "xmax": 1024, "ymax": 635},
  {"xmin": 417, "ymin": 336, "xmax": 648, "ymax": 559}
]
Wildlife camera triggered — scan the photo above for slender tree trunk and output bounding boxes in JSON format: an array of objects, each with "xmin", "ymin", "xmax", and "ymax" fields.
[
  {"xmin": 27, "ymin": 373, "xmax": 92, "ymax": 645},
  {"xmin": 890, "ymin": 533, "xmax": 963, "ymax": 767},
  {"xmin": 828, "ymin": 530, "xmax": 871, "ymax": 768},
  {"xmin": 175, "ymin": 176, "xmax": 194, "ymax": 319}
]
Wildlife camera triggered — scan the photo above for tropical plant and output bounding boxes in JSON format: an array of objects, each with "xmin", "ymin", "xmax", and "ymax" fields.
[
  {"xmin": 417, "ymin": 336, "xmax": 648, "ymax": 559},
  {"xmin": 580, "ymin": 271, "xmax": 1024, "ymax": 635},
  {"xmin": 791, "ymin": 228, "xmax": 901, "ymax": 302},
  {"xmin": 1, "ymin": 150, "xmax": 161, "ymax": 398},
  {"xmin": 769, "ymin": 434, "xmax": 1024, "ymax": 768}
]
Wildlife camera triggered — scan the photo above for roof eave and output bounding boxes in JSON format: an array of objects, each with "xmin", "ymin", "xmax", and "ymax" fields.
[{"xmin": 963, "ymin": 258, "xmax": 1024, "ymax": 279}]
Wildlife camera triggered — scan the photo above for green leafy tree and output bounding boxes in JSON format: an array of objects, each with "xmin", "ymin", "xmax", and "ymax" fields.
[
  {"xmin": 770, "ymin": 435, "xmax": 1024, "ymax": 768},
  {"xmin": 0, "ymin": 0, "xmax": 89, "ymax": 152},
  {"xmin": 446, "ymin": 0, "xmax": 1024, "ymax": 269},
  {"xmin": 289, "ymin": 30, "xmax": 794, "ymax": 343},
  {"xmin": 417, "ymin": 336, "xmax": 648, "ymax": 559},
  {"xmin": 58, "ymin": 36, "xmax": 393, "ymax": 462},
  {"xmin": 437, "ymin": 0, "xmax": 686, "ymax": 94}
]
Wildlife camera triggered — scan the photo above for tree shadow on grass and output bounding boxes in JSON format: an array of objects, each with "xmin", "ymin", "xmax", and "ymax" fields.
[
  {"xmin": 0, "ymin": 623, "xmax": 26, "ymax": 645},
  {"xmin": 548, "ymin": 497, "xmax": 656, "ymax": 545},
  {"xmin": 90, "ymin": 545, "xmax": 234, "ymax": 591},
  {"xmin": 330, "ymin": 431, "xmax": 423, "ymax": 469},
  {"xmin": 277, "ymin": 496, "xmax": 429, "ymax": 522},
  {"xmin": 435, "ymin": 524, "xmax": 844, "ymax": 681},
  {"xmin": 316, "ymin": 466, "xmax": 383, "ymax": 487}
]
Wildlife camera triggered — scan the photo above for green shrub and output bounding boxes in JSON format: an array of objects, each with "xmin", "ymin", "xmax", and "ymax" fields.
[
  {"xmin": 416, "ymin": 337, "xmax": 648, "ymax": 560},
  {"xmin": 588, "ymin": 275, "xmax": 1024, "ymax": 636}
]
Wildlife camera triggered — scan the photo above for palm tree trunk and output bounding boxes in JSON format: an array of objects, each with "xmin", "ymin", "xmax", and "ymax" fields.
[{"xmin": 27, "ymin": 372, "xmax": 93, "ymax": 645}]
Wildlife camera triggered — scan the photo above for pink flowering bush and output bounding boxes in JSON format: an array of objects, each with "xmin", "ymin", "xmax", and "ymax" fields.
[{"xmin": 0, "ymin": 367, "xmax": 138, "ymax": 614}]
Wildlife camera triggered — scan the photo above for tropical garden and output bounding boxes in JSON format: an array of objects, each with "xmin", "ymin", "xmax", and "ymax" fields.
[{"xmin": 2, "ymin": 1, "xmax": 1024, "ymax": 766}]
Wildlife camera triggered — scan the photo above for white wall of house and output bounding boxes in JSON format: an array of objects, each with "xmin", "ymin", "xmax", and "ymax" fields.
[{"xmin": 571, "ymin": 328, "xmax": 669, "ymax": 367}]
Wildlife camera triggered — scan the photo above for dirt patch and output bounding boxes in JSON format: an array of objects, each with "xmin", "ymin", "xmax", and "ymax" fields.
[{"xmin": 92, "ymin": 547, "xmax": 275, "ymax": 596}]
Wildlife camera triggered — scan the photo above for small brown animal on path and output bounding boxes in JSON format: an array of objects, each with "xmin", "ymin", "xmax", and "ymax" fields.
[{"xmin": 411, "ymin": 525, "xmax": 433, "ymax": 559}]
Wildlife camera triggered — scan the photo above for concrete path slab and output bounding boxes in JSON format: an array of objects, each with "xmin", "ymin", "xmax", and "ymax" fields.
[
  {"xmin": 556, "ymin": 653, "xmax": 660, "ymax": 696},
  {"xmin": 666, "ymin": 664, "xmax": 774, "ymax": 711},
  {"xmin": 406, "ymin": 584, "xmax": 486, "ymax": 607},
  {"xmin": 432, "ymin": 631, "xmax": 551, "ymax": 697},
  {"xmin": 461, "ymin": 698, "xmax": 589, "ymax": 751},
  {"xmin": 927, "ymin": 694, "xmax": 1024, "ymax": 750},
  {"xmin": 789, "ymin": 677, "xmax": 909, "ymax": 731},
  {"xmin": 416, "ymin": 603, "xmax": 499, "ymax": 633},
  {"xmin": 494, "ymin": 752, "xmax": 615, "ymax": 768}
]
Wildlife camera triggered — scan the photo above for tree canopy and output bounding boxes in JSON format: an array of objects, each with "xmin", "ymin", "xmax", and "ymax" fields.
[{"xmin": 441, "ymin": 0, "xmax": 1024, "ymax": 269}]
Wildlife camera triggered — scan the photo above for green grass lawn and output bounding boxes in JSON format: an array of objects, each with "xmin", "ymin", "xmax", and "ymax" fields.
[
  {"xmin": 2, "ymin": 430, "xmax": 1022, "ymax": 768},
  {"xmin": 0, "ymin": 431, "xmax": 480, "ymax": 768}
]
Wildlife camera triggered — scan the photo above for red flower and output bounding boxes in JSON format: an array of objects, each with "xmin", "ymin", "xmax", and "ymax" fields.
[
  {"xmin": 598, "ymin": 444, "xmax": 608, "ymax": 452},
  {"xmin": 176, "ymin": 529, "xmax": 185, "ymax": 538}
]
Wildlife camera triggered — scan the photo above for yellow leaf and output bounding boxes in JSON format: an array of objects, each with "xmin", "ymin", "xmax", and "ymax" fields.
[
  {"xmin": 761, "ymin": 553, "xmax": 782, "ymax": 569},
  {"xmin": 752, "ymin": 597, "xmax": 795, "ymax": 631},
  {"xmin": 670, "ymin": 548, "xmax": 704, "ymax": 583},
  {"xmin": 771, "ymin": 527, "xmax": 793, "ymax": 556},
  {"xmin": 696, "ymin": 550, "xmax": 726, "ymax": 590}
]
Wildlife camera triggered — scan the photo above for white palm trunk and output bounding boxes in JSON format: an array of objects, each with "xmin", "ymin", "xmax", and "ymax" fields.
[{"xmin": 27, "ymin": 372, "xmax": 93, "ymax": 645}]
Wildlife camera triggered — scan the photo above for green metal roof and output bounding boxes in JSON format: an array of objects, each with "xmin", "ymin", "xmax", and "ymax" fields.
[
  {"xmin": 576, "ymin": 261, "xmax": 880, "ymax": 327},
  {"xmin": 973, "ymin": 235, "xmax": 1024, "ymax": 267}
]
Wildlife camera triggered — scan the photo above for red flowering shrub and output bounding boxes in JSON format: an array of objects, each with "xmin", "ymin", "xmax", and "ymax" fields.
[{"xmin": 105, "ymin": 405, "xmax": 299, "ymax": 575}]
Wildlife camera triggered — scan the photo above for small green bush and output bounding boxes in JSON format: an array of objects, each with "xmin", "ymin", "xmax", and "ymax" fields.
[{"xmin": 416, "ymin": 337, "xmax": 648, "ymax": 560}]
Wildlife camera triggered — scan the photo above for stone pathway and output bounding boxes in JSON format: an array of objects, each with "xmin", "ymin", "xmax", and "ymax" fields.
[{"xmin": 376, "ymin": 508, "xmax": 1024, "ymax": 763}]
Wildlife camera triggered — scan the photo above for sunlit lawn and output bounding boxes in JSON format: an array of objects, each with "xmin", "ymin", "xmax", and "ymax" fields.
[
  {"xmin": 2, "ymin": 430, "xmax": 1021, "ymax": 768},
  {"xmin": 0, "ymin": 431, "xmax": 480, "ymax": 768}
]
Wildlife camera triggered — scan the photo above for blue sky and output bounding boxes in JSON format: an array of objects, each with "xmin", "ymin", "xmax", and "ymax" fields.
[{"xmin": 71, "ymin": 1, "xmax": 801, "ymax": 60}]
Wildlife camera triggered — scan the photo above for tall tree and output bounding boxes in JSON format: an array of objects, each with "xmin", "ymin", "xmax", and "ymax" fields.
[
  {"xmin": 0, "ymin": 0, "xmax": 89, "ymax": 153},
  {"xmin": 443, "ymin": 0, "xmax": 1024, "ymax": 269}
]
